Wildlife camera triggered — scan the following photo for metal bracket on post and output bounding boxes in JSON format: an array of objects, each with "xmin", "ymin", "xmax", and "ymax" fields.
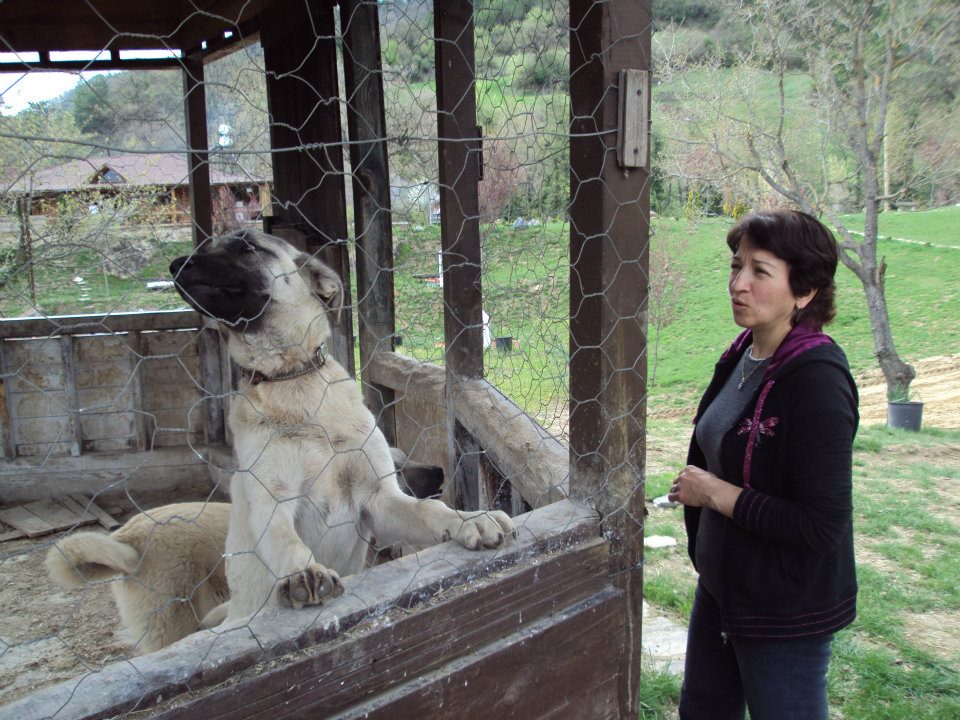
[{"xmin": 617, "ymin": 69, "xmax": 650, "ymax": 169}]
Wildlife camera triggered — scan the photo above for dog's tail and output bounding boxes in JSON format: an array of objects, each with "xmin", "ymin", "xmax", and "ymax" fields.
[{"xmin": 45, "ymin": 532, "xmax": 140, "ymax": 588}]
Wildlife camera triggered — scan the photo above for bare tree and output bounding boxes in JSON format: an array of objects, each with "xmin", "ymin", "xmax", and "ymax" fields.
[{"xmin": 661, "ymin": 0, "xmax": 960, "ymax": 400}]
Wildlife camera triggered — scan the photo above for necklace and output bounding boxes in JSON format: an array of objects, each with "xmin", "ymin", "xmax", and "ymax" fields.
[{"xmin": 738, "ymin": 348, "xmax": 768, "ymax": 391}]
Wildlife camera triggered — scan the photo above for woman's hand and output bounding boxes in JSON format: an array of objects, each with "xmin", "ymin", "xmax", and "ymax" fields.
[{"xmin": 668, "ymin": 465, "xmax": 743, "ymax": 518}]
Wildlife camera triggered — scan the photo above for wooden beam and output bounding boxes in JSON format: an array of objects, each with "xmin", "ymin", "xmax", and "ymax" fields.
[
  {"xmin": 262, "ymin": 0, "xmax": 354, "ymax": 374},
  {"xmin": 129, "ymin": 332, "xmax": 149, "ymax": 452},
  {"xmin": 340, "ymin": 0, "xmax": 397, "ymax": 447},
  {"xmin": 59, "ymin": 335, "xmax": 82, "ymax": 457},
  {"xmin": 182, "ymin": 54, "xmax": 213, "ymax": 248},
  {"xmin": 0, "ymin": 341, "xmax": 15, "ymax": 460},
  {"xmin": 568, "ymin": 1, "xmax": 652, "ymax": 715},
  {"xmin": 198, "ymin": 328, "xmax": 225, "ymax": 446},
  {"xmin": 434, "ymin": 0, "xmax": 484, "ymax": 510},
  {"xmin": 0, "ymin": 446, "xmax": 219, "ymax": 506},
  {"xmin": 367, "ymin": 353, "xmax": 567, "ymax": 509},
  {"xmin": 0, "ymin": 309, "xmax": 205, "ymax": 340},
  {"xmin": 340, "ymin": 588, "xmax": 624, "ymax": 720},
  {"xmin": 157, "ymin": 540, "xmax": 623, "ymax": 720}
]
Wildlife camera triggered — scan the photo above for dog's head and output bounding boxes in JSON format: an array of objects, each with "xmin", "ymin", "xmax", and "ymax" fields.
[{"xmin": 170, "ymin": 229, "xmax": 343, "ymax": 371}]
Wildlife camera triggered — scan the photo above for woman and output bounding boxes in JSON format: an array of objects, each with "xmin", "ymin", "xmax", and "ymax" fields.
[{"xmin": 669, "ymin": 210, "xmax": 858, "ymax": 720}]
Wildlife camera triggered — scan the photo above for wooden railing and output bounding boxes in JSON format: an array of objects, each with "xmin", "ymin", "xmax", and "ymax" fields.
[
  {"xmin": 367, "ymin": 351, "xmax": 568, "ymax": 510},
  {"xmin": 0, "ymin": 310, "xmax": 229, "ymax": 504}
]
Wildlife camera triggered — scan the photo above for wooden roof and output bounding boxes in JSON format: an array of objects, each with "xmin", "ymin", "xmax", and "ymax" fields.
[
  {"xmin": 10, "ymin": 153, "xmax": 268, "ymax": 194},
  {"xmin": 0, "ymin": 0, "xmax": 281, "ymax": 60}
]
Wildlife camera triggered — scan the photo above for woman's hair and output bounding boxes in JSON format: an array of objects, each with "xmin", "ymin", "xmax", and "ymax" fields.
[{"xmin": 726, "ymin": 209, "xmax": 839, "ymax": 329}]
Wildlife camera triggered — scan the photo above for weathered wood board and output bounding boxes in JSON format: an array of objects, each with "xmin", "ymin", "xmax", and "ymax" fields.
[{"xmin": 0, "ymin": 494, "xmax": 106, "ymax": 539}]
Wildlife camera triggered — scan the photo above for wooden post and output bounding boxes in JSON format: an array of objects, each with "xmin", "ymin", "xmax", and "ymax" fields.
[
  {"xmin": 60, "ymin": 335, "xmax": 82, "ymax": 457},
  {"xmin": 340, "ymin": 0, "xmax": 397, "ymax": 446},
  {"xmin": 182, "ymin": 53, "xmax": 226, "ymax": 446},
  {"xmin": 182, "ymin": 55, "xmax": 213, "ymax": 247},
  {"xmin": 261, "ymin": 0, "xmax": 355, "ymax": 374},
  {"xmin": 198, "ymin": 328, "xmax": 225, "ymax": 446},
  {"xmin": 435, "ymin": 0, "xmax": 484, "ymax": 510},
  {"xmin": 129, "ymin": 332, "xmax": 149, "ymax": 452},
  {"xmin": 569, "ymin": 0, "xmax": 651, "ymax": 715},
  {"xmin": 0, "ymin": 341, "xmax": 15, "ymax": 460}
]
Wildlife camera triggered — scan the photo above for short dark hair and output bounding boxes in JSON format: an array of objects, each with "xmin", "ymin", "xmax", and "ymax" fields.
[{"xmin": 726, "ymin": 210, "xmax": 839, "ymax": 329}]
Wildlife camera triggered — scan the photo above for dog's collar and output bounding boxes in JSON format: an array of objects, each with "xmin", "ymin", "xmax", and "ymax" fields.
[{"xmin": 243, "ymin": 344, "xmax": 328, "ymax": 386}]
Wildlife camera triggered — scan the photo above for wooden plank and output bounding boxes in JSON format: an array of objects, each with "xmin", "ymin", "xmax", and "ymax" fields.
[
  {"xmin": 0, "ymin": 341, "xmax": 15, "ymax": 460},
  {"xmin": 2, "ymin": 338, "xmax": 60, "ymax": 365},
  {"xmin": 140, "ymin": 328, "xmax": 203, "ymax": 356},
  {"xmin": 0, "ymin": 310, "xmax": 204, "ymax": 341},
  {"xmin": 150, "ymin": 538, "xmax": 612, "ymax": 719},
  {"xmin": 56, "ymin": 494, "xmax": 97, "ymax": 523},
  {"xmin": 10, "ymin": 390, "xmax": 67, "ymax": 420},
  {"xmin": 198, "ymin": 328, "xmax": 225, "ymax": 445},
  {"xmin": 68, "ymin": 494, "xmax": 120, "ymax": 530},
  {"xmin": 0, "ymin": 445, "xmax": 213, "ymax": 505},
  {"xmin": 569, "ymin": 1, "xmax": 652, "ymax": 715},
  {"xmin": 60, "ymin": 335, "xmax": 83, "ymax": 456},
  {"xmin": 368, "ymin": 353, "xmax": 567, "ymax": 509},
  {"xmin": 336, "ymin": 588, "xmax": 624, "ymax": 720},
  {"xmin": 616, "ymin": 69, "xmax": 650, "ymax": 169},
  {"xmin": 183, "ymin": 53, "xmax": 213, "ymax": 249},
  {"xmin": 21, "ymin": 498, "xmax": 96, "ymax": 531},
  {"xmin": 129, "ymin": 332, "xmax": 149, "ymax": 451},
  {"xmin": 0, "ymin": 505, "xmax": 55, "ymax": 537},
  {"xmin": 12, "ymin": 416, "xmax": 74, "ymax": 445},
  {"xmin": 340, "ymin": 0, "xmax": 397, "ymax": 446},
  {"xmin": 8, "ymin": 441, "xmax": 73, "ymax": 457},
  {"xmin": 5, "ymin": 369, "xmax": 66, "ymax": 394},
  {"xmin": 73, "ymin": 333, "xmax": 135, "ymax": 363}
]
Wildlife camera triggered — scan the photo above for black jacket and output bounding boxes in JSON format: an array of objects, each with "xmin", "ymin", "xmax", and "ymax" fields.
[{"xmin": 684, "ymin": 324, "xmax": 859, "ymax": 639}]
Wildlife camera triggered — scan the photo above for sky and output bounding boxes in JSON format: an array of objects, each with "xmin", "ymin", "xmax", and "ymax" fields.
[{"xmin": 0, "ymin": 71, "xmax": 112, "ymax": 116}]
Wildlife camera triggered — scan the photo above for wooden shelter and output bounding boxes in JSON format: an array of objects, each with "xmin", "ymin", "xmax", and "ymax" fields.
[
  {"xmin": 0, "ymin": 1, "xmax": 651, "ymax": 717},
  {"xmin": 9, "ymin": 153, "xmax": 269, "ymax": 223}
]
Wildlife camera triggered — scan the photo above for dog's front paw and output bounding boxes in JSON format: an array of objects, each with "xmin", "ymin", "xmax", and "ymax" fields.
[
  {"xmin": 451, "ymin": 510, "xmax": 516, "ymax": 550},
  {"xmin": 277, "ymin": 563, "xmax": 344, "ymax": 609}
]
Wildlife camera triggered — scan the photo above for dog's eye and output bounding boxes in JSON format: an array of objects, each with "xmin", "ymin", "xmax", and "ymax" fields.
[{"xmin": 228, "ymin": 239, "xmax": 259, "ymax": 255}]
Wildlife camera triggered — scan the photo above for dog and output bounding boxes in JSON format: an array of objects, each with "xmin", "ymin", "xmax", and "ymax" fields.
[
  {"xmin": 170, "ymin": 229, "xmax": 514, "ymax": 622},
  {"xmin": 43, "ymin": 451, "xmax": 447, "ymax": 654},
  {"xmin": 45, "ymin": 502, "xmax": 230, "ymax": 654}
]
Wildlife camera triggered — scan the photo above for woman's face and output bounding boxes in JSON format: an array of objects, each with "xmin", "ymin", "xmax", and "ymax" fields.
[{"xmin": 728, "ymin": 237, "xmax": 810, "ymax": 339}]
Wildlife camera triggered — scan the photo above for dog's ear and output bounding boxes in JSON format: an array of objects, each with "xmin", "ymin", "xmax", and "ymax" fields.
[{"xmin": 297, "ymin": 253, "xmax": 344, "ymax": 322}]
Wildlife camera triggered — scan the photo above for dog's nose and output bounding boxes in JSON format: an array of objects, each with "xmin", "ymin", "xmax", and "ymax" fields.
[{"xmin": 170, "ymin": 257, "xmax": 189, "ymax": 276}]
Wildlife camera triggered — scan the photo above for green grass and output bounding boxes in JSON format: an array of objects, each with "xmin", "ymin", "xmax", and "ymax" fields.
[
  {"xmin": 838, "ymin": 205, "xmax": 960, "ymax": 248},
  {"xmin": 644, "ymin": 421, "xmax": 960, "ymax": 719}
]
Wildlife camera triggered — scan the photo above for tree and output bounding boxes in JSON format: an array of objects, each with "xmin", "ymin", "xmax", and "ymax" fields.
[{"xmin": 661, "ymin": 0, "xmax": 960, "ymax": 400}]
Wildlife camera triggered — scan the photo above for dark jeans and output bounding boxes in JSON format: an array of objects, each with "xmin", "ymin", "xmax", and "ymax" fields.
[{"xmin": 679, "ymin": 582, "xmax": 833, "ymax": 720}]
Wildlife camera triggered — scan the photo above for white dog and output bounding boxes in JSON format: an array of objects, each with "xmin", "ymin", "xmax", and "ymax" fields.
[
  {"xmin": 44, "ymin": 451, "xmax": 450, "ymax": 653},
  {"xmin": 170, "ymin": 230, "xmax": 514, "ymax": 621},
  {"xmin": 45, "ymin": 502, "xmax": 230, "ymax": 654}
]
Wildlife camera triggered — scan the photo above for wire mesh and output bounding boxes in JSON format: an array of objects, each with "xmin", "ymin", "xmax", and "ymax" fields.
[{"xmin": 0, "ymin": 1, "xmax": 650, "ymax": 714}]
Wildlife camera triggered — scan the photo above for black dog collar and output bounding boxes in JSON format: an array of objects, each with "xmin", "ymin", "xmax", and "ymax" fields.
[{"xmin": 244, "ymin": 343, "xmax": 328, "ymax": 386}]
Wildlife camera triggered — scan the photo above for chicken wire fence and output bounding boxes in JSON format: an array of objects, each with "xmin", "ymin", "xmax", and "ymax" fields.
[{"xmin": 0, "ymin": 0, "xmax": 650, "ymax": 714}]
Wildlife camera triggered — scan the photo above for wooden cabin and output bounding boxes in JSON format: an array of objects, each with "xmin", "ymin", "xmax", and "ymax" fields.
[
  {"xmin": 0, "ymin": 1, "xmax": 651, "ymax": 717},
  {"xmin": 9, "ymin": 153, "xmax": 269, "ymax": 224}
]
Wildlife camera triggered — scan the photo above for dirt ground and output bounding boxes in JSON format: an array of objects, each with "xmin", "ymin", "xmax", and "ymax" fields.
[
  {"xmin": 1, "ymin": 354, "xmax": 957, "ymax": 707},
  {"xmin": 854, "ymin": 353, "xmax": 960, "ymax": 428}
]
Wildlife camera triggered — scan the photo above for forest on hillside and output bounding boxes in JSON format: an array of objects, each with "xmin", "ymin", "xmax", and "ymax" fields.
[{"xmin": 1, "ymin": 0, "xmax": 958, "ymax": 221}]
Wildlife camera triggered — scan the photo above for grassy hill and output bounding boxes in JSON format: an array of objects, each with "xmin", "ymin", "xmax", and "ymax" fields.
[{"xmin": 1, "ymin": 208, "xmax": 955, "ymax": 421}]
